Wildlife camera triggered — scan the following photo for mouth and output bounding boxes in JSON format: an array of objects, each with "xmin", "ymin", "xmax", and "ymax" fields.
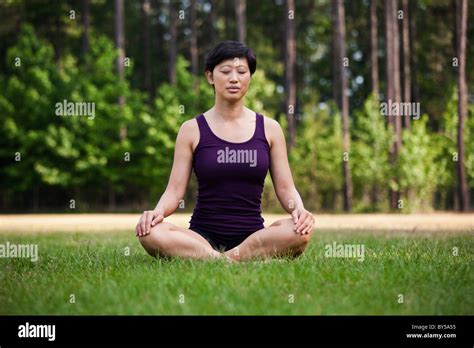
[{"xmin": 226, "ymin": 87, "xmax": 240, "ymax": 93}]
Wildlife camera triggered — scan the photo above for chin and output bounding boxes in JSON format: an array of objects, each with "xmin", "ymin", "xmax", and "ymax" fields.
[{"xmin": 219, "ymin": 92, "xmax": 243, "ymax": 101}]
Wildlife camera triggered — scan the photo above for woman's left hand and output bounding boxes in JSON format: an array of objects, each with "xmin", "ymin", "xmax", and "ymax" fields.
[{"xmin": 291, "ymin": 207, "xmax": 315, "ymax": 235}]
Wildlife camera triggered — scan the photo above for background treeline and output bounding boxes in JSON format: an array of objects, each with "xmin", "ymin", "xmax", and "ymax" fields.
[{"xmin": 0, "ymin": 0, "xmax": 472, "ymax": 213}]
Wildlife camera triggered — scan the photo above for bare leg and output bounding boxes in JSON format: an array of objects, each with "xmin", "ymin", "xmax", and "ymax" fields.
[
  {"xmin": 224, "ymin": 218, "xmax": 313, "ymax": 262},
  {"xmin": 138, "ymin": 222, "xmax": 223, "ymax": 260}
]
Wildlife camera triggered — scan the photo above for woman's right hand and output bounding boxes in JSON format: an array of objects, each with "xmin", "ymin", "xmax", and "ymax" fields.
[{"xmin": 135, "ymin": 210, "xmax": 164, "ymax": 237}]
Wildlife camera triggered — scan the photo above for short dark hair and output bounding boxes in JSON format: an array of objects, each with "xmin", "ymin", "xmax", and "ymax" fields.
[{"xmin": 205, "ymin": 41, "xmax": 257, "ymax": 75}]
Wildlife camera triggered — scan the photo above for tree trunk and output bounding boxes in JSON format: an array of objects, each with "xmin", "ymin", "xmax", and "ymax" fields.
[
  {"xmin": 392, "ymin": 0, "xmax": 402, "ymax": 157},
  {"xmin": 169, "ymin": 0, "xmax": 177, "ymax": 85},
  {"xmin": 401, "ymin": 0, "xmax": 411, "ymax": 129},
  {"xmin": 108, "ymin": 185, "xmax": 116, "ymax": 211},
  {"xmin": 225, "ymin": 0, "xmax": 232, "ymax": 39},
  {"xmin": 82, "ymin": 0, "xmax": 90, "ymax": 57},
  {"xmin": 33, "ymin": 186, "xmax": 39, "ymax": 212},
  {"xmin": 409, "ymin": 0, "xmax": 419, "ymax": 102},
  {"xmin": 236, "ymin": 0, "xmax": 246, "ymax": 43},
  {"xmin": 190, "ymin": 0, "xmax": 198, "ymax": 76},
  {"xmin": 115, "ymin": 0, "xmax": 126, "ymax": 140},
  {"xmin": 370, "ymin": 0, "xmax": 379, "ymax": 98},
  {"xmin": 401, "ymin": 0, "xmax": 413, "ymax": 208},
  {"xmin": 456, "ymin": 0, "xmax": 469, "ymax": 211},
  {"xmin": 115, "ymin": 0, "xmax": 125, "ymax": 81},
  {"xmin": 385, "ymin": 0, "xmax": 401, "ymax": 210},
  {"xmin": 285, "ymin": 0, "xmax": 296, "ymax": 151},
  {"xmin": 209, "ymin": 0, "xmax": 217, "ymax": 45},
  {"xmin": 141, "ymin": 0, "xmax": 152, "ymax": 103},
  {"xmin": 333, "ymin": 0, "xmax": 353, "ymax": 212}
]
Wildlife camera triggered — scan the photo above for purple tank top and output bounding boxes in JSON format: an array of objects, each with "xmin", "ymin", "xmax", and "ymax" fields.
[{"xmin": 189, "ymin": 112, "xmax": 270, "ymax": 240}]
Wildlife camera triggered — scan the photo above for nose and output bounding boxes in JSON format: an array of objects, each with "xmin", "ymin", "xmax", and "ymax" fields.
[{"xmin": 229, "ymin": 70, "xmax": 238, "ymax": 82}]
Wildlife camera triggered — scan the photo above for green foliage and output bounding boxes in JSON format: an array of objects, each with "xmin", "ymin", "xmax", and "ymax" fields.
[
  {"xmin": 290, "ymin": 103, "xmax": 343, "ymax": 211},
  {"xmin": 351, "ymin": 95, "xmax": 391, "ymax": 212},
  {"xmin": 142, "ymin": 56, "xmax": 214, "ymax": 198},
  {"xmin": 0, "ymin": 24, "xmax": 64, "ymax": 192},
  {"xmin": 398, "ymin": 116, "xmax": 442, "ymax": 211},
  {"xmin": 438, "ymin": 87, "xmax": 474, "ymax": 189},
  {"xmin": 0, "ymin": 24, "xmax": 149, "ymax": 208},
  {"xmin": 1, "ymin": 11, "xmax": 473, "ymax": 212}
]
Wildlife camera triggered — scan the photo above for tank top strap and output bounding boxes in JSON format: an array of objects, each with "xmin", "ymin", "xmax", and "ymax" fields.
[
  {"xmin": 255, "ymin": 113, "xmax": 266, "ymax": 141},
  {"xmin": 196, "ymin": 114, "xmax": 213, "ymax": 139}
]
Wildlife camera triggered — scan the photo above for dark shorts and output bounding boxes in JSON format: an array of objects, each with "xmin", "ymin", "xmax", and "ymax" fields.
[{"xmin": 189, "ymin": 226, "xmax": 251, "ymax": 252}]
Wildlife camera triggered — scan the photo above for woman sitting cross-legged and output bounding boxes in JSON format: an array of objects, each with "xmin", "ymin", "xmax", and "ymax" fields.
[{"xmin": 135, "ymin": 41, "xmax": 315, "ymax": 262}]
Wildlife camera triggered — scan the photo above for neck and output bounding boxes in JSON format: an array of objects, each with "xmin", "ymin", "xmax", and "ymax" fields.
[{"xmin": 212, "ymin": 97, "xmax": 245, "ymax": 121}]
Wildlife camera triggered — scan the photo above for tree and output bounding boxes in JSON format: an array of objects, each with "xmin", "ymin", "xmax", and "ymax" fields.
[
  {"xmin": 332, "ymin": 0, "xmax": 353, "ymax": 211},
  {"xmin": 409, "ymin": 0, "xmax": 419, "ymax": 103},
  {"xmin": 114, "ymin": 0, "xmax": 126, "ymax": 208},
  {"xmin": 370, "ymin": 0, "xmax": 379, "ymax": 98},
  {"xmin": 456, "ymin": 0, "xmax": 469, "ymax": 211},
  {"xmin": 236, "ymin": 0, "xmax": 246, "ymax": 43},
  {"xmin": 82, "ymin": 0, "xmax": 90, "ymax": 56},
  {"xmin": 209, "ymin": 0, "xmax": 217, "ymax": 45},
  {"xmin": 114, "ymin": 0, "xmax": 125, "ymax": 83},
  {"xmin": 385, "ymin": 0, "xmax": 402, "ymax": 209},
  {"xmin": 401, "ymin": 0, "xmax": 411, "ymax": 129},
  {"xmin": 168, "ymin": 0, "xmax": 177, "ymax": 85},
  {"xmin": 284, "ymin": 0, "xmax": 296, "ymax": 151},
  {"xmin": 141, "ymin": 0, "xmax": 152, "ymax": 102},
  {"xmin": 190, "ymin": 0, "xmax": 198, "ymax": 76}
]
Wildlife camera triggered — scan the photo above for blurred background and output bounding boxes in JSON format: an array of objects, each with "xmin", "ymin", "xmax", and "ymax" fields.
[{"xmin": 0, "ymin": 0, "xmax": 472, "ymax": 214}]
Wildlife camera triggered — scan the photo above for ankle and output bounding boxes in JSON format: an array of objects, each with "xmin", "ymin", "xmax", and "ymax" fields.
[{"xmin": 224, "ymin": 249, "xmax": 240, "ymax": 262}]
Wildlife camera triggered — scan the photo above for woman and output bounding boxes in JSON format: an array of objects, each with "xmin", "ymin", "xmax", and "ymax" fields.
[{"xmin": 135, "ymin": 41, "xmax": 314, "ymax": 262}]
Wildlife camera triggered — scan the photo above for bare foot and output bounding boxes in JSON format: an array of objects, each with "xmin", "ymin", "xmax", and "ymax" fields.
[{"xmin": 223, "ymin": 253, "xmax": 237, "ymax": 263}]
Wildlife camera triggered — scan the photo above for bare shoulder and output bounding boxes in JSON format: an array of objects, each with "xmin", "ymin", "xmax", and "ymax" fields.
[
  {"xmin": 178, "ymin": 118, "xmax": 200, "ymax": 151},
  {"xmin": 262, "ymin": 115, "xmax": 284, "ymax": 148}
]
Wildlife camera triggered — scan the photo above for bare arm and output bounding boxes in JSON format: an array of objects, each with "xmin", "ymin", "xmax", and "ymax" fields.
[
  {"xmin": 136, "ymin": 120, "xmax": 196, "ymax": 236},
  {"xmin": 266, "ymin": 117, "xmax": 314, "ymax": 235},
  {"xmin": 153, "ymin": 121, "xmax": 194, "ymax": 217}
]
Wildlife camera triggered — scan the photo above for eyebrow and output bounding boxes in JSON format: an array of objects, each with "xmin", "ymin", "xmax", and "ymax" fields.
[{"xmin": 219, "ymin": 64, "xmax": 248, "ymax": 69}]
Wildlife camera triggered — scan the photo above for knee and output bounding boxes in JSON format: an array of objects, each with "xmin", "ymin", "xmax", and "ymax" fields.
[
  {"xmin": 299, "ymin": 231, "xmax": 312, "ymax": 245},
  {"xmin": 138, "ymin": 222, "xmax": 174, "ymax": 257},
  {"xmin": 273, "ymin": 218, "xmax": 313, "ymax": 246},
  {"xmin": 285, "ymin": 218, "xmax": 313, "ymax": 246}
]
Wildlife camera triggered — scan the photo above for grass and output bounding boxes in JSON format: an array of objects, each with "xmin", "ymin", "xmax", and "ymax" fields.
[{"xmin": 0, "ymin": 230, "xmax": 473, "ymax": 315}]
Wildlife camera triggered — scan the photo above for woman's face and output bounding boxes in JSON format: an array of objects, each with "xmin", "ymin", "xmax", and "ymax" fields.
[{"xmin": 206, "ymin": 57, "xmax": 251, "ymax": 101}]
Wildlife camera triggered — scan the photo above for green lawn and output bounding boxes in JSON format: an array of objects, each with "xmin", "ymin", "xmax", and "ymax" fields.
[{"xmin": 0, "ymin": 230, "xmax": 472, "ymax": 315}]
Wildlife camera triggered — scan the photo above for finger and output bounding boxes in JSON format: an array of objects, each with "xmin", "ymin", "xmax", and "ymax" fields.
[
  {"xmin": 301, "ymin": 222, "xmax": 313, "ymax": 235},
  {"xmin": 299, "ymin": 225, "xmax": 308, "ymax": 235},
  {"xmin": 140, "ymin": 212, "xmax": 148, "ymax": 236},
  {"xmin": 136, "ymin": 215, "xmax": 143, "ymax": 236},
  {"xmin": 297, "ymin": 222, "xmax": 308, "ymax": 234},
  {"xmin": 145, "ymin": 211, "xmax": 153, "ymax": 235},
  {"xmin": 297, "ymin": 216, "xmax": 312, "ymax": 234},
  {"xmin": 303, "ymin": 216, "xmax": 315, "ymax": 234},
  {"xmin": 151, "ymin": 214, "xmax": 163, "ymax": 226},
  {"xmin": 295, "ymin": 212, "xmax": 307, "ymax": 231},
  {"xmin": 138, "ymin": 219, "xmax": 144, "ymax": 237}
]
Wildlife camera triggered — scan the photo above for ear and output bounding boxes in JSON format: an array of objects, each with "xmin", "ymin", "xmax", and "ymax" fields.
[{"xmin": 205, "ymin": 70, "xmax": 214, "ymax": 85}]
